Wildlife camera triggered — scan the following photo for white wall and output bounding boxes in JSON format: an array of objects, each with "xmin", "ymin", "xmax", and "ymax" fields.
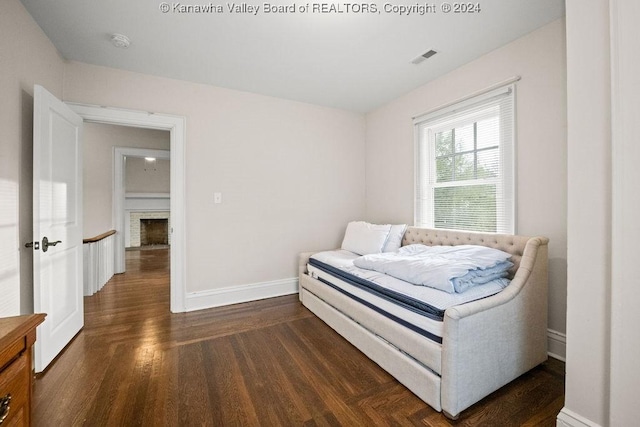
[
  {"xmin": 125, "ymin": 158, "xmax": 170, "ymax": 194},
  {"xmin": 64, "ymin": 62, "xmax": 366, "ymax": 292},
  {"xmin": 609, "ymin": 2, "xmax": 640, "ymax": 425},
  {"xmin": 562, "ymin": 1, "xmax": 610, "ymax": 425},
  {"xmin": 0, "ymin": 0, "xmax": 65, "ymax": 316},
  {"xmin": 609, "ymin": 1, "xmax": 640, "ymax": 425},
  {"xmin": 560, "ymin": 1, "xmax": 640, "ymax": 426},
  {"xmin": 364, "ymin": 20, "xmax": 568, "ymax": 354},
  {"xmin": 83, "ymin": 123, "xmax": 169, "ymax": 238}
]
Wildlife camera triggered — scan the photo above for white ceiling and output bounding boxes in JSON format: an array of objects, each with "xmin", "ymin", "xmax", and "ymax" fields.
[{"xmin": 20, "ymin": 0, "xmax": 564, "ymax": 113}]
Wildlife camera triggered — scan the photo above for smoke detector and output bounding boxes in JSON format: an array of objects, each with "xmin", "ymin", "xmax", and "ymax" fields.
[
  {"xmin": 110, "ymin": 33, "xmax": 131, "ymax": 49},
  {"xmin": 411, "ymin": 49, "xmax": 438, "ymax": 65}
]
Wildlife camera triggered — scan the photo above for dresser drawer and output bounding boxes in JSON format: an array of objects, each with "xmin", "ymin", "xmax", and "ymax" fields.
[{"xmin": 0, "ymin": 354, "xmax": 28, "ymax": 426}]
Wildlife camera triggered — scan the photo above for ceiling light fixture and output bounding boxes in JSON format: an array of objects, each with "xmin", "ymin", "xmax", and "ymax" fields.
[
  {"xmin": 144, "ymin": 157, "xmax": 156, "ymax": 171},
  {"xmin": 411, "ymin": 49, "xmax": 438, "ymax": 65},
  {"xmin": 110, "ymin": 33, "xmax": 131, "ymax": 49}
]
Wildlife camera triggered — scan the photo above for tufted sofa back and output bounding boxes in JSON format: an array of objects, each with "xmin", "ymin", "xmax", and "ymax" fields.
[{"xmin": 401, "ymin": 227, "xmax": 540, "ymax": 278}]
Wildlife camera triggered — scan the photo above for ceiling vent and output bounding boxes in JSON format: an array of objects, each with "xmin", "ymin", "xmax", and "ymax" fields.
[
  {"xmin": 110, "ymin": 33, "xmax": 131, "ymax": 49},
  {"xmin": 411, "ymin": 49, "xmax": 438, "ymax": 65}
]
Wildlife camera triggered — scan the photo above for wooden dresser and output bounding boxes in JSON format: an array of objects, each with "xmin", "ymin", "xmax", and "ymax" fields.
[{"xmin": 0, "ymin": 314, "xmax": 46, "ymax": 426}]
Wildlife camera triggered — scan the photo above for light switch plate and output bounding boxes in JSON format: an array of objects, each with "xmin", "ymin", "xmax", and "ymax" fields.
[{"xmin": 214, "ymin": 192, "xmax": 222, "ymax": 204}]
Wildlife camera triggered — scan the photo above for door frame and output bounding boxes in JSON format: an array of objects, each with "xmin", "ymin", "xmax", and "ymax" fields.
[
  {"xmin": 115, "ymin": 147, "xmax": 170, "ymax": 263},
  {"xmin": 67, "ymin": 103, "xmax": 187, "ymax": 313},
  {"xmin": 116, "ymin": 147, "xmax": 170, "ymax": 249}
]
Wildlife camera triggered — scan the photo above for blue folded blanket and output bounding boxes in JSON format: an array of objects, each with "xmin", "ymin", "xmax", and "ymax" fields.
[
  {"xmin": 450, "ymin": 260, "xmax": 512, "ymax": 293},
  {"xmin": 353, "ymin": 244, "xmax": 513, "ymax": 294}
]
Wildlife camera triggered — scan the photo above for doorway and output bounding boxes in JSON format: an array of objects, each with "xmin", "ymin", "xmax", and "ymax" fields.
[
  {"xmin": 68, "ymin": 103, "xmax": 186, "ymax": 313},
  {"xmin": 115, "ymin": 147, "xmax": 171, "ymax": 258}
]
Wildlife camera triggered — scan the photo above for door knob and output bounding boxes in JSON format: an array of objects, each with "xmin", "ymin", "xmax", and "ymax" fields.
[{"xmin": 42, "ymin": 236, "xmax": 62, "ymax": 252}]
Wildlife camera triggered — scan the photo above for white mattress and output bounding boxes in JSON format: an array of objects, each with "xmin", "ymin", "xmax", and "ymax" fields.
[{"xmin": 308, "ymin": 249, "xmax": 508, "ymax": 342}]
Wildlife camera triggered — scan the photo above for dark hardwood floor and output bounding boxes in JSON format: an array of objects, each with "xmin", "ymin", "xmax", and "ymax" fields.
[{"xmin": 33, "ymin": 248, "xmax": 565, "ymax": 426}]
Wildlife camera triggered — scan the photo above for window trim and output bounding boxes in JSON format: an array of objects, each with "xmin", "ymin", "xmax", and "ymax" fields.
[{"xmin": 414, "ymin": 83, "xmax": 517, "ymax": 234}]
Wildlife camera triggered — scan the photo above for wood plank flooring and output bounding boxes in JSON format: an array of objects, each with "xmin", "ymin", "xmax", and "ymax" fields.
[{"xmin": 33, "ymin": 248, "xmax": 565, "ymax": 426}]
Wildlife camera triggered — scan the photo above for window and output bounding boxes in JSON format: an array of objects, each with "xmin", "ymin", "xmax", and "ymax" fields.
[{"xmin": 415, "ymin": 85, "xmax": 515, "ymax": 233}]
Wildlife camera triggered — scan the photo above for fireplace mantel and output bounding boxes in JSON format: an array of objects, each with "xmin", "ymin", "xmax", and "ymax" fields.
[{"xmin": 125, "ymin": 192, "xmax": 170, "ymax": 211}]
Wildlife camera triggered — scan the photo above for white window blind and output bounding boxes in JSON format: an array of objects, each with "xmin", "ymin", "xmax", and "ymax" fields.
[{"xmin": 414, "ymin": 84, "xmax": 515, "ymax": 233}]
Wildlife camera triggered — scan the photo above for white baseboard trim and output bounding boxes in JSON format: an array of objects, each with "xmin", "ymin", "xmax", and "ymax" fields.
[
  {"xmin": 185, "ymin": 277, "xmax": 299, "ymax": 312},
  {"xmin": 547, "ymin": 328, "xmax": 566, "ymax": 361},
  {"xmin": 557, "ymin": 408, "xmax": 603, "ymax": 427}
]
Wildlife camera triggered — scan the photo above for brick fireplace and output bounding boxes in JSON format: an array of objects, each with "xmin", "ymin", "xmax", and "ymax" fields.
[
  {"xmin": 129, "ymin": 211, "xmax": 171, "ymax": 247},
  {"xmin": 140, "ymin": 218, "xmax": 169, "ymax": 246}
]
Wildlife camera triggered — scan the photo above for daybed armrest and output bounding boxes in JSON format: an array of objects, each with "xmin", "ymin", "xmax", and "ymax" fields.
[
  {"xmin": 441, "ymin": 237, "xmax": 549, "ymax": 418},
  {"xmin": 445, "ymin": 236, "xmax": 549, "ymax": 320}
]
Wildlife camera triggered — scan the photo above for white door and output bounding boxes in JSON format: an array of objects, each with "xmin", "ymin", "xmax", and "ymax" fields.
[{"xmin": 32, "ymin": 85, "xmax": 84, "ymax": 373}]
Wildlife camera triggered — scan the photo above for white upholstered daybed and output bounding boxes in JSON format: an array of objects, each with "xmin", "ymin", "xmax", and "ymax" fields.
[{"xmin": 298, "ymin": 226, "xmax": 549, "ymax": 419}]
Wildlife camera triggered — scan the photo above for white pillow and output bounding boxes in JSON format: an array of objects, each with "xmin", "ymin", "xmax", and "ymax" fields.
[
  {"xmin": 382, "ymin": 224, "xmax": 407, "ymax": 252},
  {"xmin": 341, "ymin": 221, "xmax": 391, "ymax": 255}
]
